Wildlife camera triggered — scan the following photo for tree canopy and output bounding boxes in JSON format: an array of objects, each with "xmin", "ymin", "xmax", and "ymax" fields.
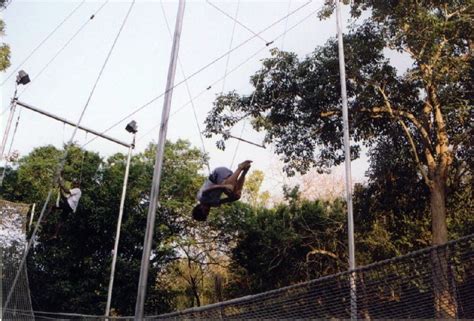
[
  {"xmin": 203, "ymin": 0, "xmax": 472, "ymax": 245},
  {"xmin": 0, "ymin": 0, "xmax": 11, "ymax": 71},
  {"xmin": 203, "ymin": 3, "xmax": 472, "ymax": 316}
]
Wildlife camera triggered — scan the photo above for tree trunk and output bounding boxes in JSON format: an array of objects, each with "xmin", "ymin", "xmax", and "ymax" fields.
[{"xmin": 430, "ymin": 175, "xmax": 456, "ymax": 318}]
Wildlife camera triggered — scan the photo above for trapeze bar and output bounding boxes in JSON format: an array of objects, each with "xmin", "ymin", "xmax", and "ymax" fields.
[
  {"xmin": 228, "ymin": 134, "xmax": 265, "ymax": 148},
  {"xmin": 15, "ymin": 100, "xmax": 131, "ymax": 148}
]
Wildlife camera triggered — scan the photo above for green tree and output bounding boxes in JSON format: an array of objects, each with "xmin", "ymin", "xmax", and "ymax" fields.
[
  {"xmin": 353, "ymin": 127, "xmax": 473, "ymax": 261},
  {"xmin": 207, "ymin": 198, "xmax": 347, "ymax": 298},
  {"xmin": 242, "ymin": 170, "xmax": 270, "ymax": 208},
  {"xmin": 204, "ymin": 0, "xmax": 471, "ymax": 292},
  {"xmin": 204, "ymin": 3, "xmax": 472, "ymax": 315},
  {"xmin": 0, "ymin": 0, "xmax": 11, "ymax": 71},
  {"xmin": 1, "ymin": 139, "xmax": 207, "ymax": 316}
]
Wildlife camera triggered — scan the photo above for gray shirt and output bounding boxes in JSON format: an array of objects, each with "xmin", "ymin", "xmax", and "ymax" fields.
[{"xmin": 197, "ymin": 167, "xmax": 233, "ymax": 205}]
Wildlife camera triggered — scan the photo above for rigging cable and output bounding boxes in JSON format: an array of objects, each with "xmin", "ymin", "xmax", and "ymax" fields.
[
  {"xmin": 159, "ymin": 0, "xmax": 211, "ymax": 174},
  {"xmin": 216, "ymin": 0, "xmax": 241, "ymax": 93},
  {"xmin": 82, "ymin": 0, "xmax": 313, "ymax": 148},
  {"xmin": 135, "ymin": 3, "xmax": 322, "ymax": 145},
  {"xmin": 207, "ymin": 1, "xmax": 268, "ymax": 45},
  {"xmin": 207, "ymin": 0, "xmax": 256, "ymax": 168},
  {"xmin": 229, "ymin": 70, "xmax": 265, "ymax": 168},
  {"xmin": 2, "ymin": 0, "xmax": 137, "ymax": 315},
  {"xmin": 78, "ymin": 132, "xmax": 88, "ymax": 185},
  {"xmin": 1, "ymin": 0, "xmax": 86, "ymax": 86},
  {"xmin": 18, "ymin": 0, "xmax": 110, "ymax": 98},
  {"xmin": 281, "ymin": 0, "xmax": 292, "ymax": 49},
  {"xmin": 0, "ymin": 105, "xmax": 23, "ymax": 186}
]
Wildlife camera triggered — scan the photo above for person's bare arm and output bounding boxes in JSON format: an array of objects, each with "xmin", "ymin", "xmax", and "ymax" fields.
[
  {"xmin": 59, "ymin": 178, "xmax": 71, "ymax": 195},
  {"xmin": 217, "ymin": 187, "xmax": 241, "ymax": 205},
  {"xmin": 201, "ymin": 184, "xmax": 234, "ymax": 196}
]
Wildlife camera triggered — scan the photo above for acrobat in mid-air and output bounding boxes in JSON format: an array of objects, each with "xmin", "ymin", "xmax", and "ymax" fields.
[
  {"xmin": 52, "ymin": 176, "xmax": 82, "ymax": 237},
  {"xmin": 55, "ymin": 176, "xmax": 82, "ymax": 215},
  {"xmin": 192, "ymin": 160, "xmax": 252, "ymax": 221}
]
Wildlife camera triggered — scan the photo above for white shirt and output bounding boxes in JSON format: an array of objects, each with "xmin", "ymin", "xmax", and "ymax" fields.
[
  {"xmin": 67, "ymin": 188, "xmax": 82, "ymax": 213},
  {"xmin": 197, "ymin": 167, "xmax": 233, "ymax": 205}
]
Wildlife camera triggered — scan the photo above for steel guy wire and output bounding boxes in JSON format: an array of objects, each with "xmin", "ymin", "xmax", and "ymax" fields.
[
  {"xmin": 281, "ymin": 0, "xmax": 293, "ymax": 49},
  {"xmin": 207, "ymin": 0, "xmax": 267, "ymax": 45},
  {"xmin": 2, "ymin": 1, "xmax": 137, "ymax": 315},
  {"xmin": 0, "ymin": 105, "xmax": 23, "ymax": 185},
  {"xmin": 1, "ymin": 0, "xmax": 86, "ymax": 86},
  {"xmin": 218, "ymin": 0, "xmax": 241, "ymax": 93},
  {"xmin": 159, "ymin": 0, "xmax": 211, "ymax": 174},
  {"xmin": 229, "ymin": 67, "xmax": 265, "ymax": 168},
  {"xmin": 135, "ymin": 3, "xmax": 321, "ymax": 146},
  {"xmin": 17, "ymin": 0, "xmax": 110, "ymax": 98},
  {"xmin": 81, "ymin": 0, "xmax": 313, "ymax": 148}
]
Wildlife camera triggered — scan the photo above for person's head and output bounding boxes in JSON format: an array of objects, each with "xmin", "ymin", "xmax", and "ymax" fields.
[
  {"xmin": 192, "ymin": 203, "xmax": 210, "ymax": 221},
  {"xmin": 72, "ymin": 179, "xmax": 80, "ymax": 188}
]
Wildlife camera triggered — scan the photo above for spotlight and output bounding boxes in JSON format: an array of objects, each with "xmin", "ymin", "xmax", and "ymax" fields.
[
  {"xmin": 16, "ymin": 70, "xmax": 30, "ymax": 85},
  {"xmin": 125, "ymin": 120, "xmax": 138, "ymax": 134}
]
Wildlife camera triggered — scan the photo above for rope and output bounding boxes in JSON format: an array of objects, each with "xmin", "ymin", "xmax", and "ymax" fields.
[
  {"xmin": 214, "ymin": 0, "xmax": 250, "ymax": 169},
  {"xmin": 78, "ymin": 132, "xmax": 88, "ymax": 184},
  {"xmin": 18, "ymin": 0, "xmax": 110, "ymax": 98},
  {"xmin": 72, "ymin": 0, "xmax": 136, "ymax": 143},
  {"xmin": 281, "ymin": 0, "xmax": 292, "ymax": 49},
  {"xmin": 1, "ymin": 1, "xmax": 86, "ymax": 86},
  {"xmin": 2, "ymin": 1, "xmax": 136, "ymax": 315},
  {"xmin": 159, "ymin": 0, "xmax": 211, "ymax": 174},
  {"xmin": 216, "ymin": 0, "xmax": 241, "ymax": 93},
  {"xmin": 207, "ymin": 1, "xmax": 268, "ymax": 45},
  {"xmin": 136, "ymin": 3, "xmax": 321, "ymax": 144},
  {"xmin": 81, "ymin": 0, "xmax": 313, "ymax": 148},
  {"xmin": 62, "ymin": 122, "xmax": 66, "ymax": 146},
  {"xmin": 0, "ymin": 105, "xmax": 23, "ymax": 185},
  {"xmin": 229, "ymin": 69, "xmax": 265, "ymax": 168}
]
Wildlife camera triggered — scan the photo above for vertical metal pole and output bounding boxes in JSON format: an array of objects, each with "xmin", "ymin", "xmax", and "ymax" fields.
[
  {"xmin": 1, "ymin": 87, "xmax": 18, "ymax": 161},
  {"xmin": 134, "ymin": 1, "xmax": 185, "ymax": 319},
  {"xmin": 335, "ymin": 0, "xmax": 357, "ymax": 319},
  {"xmin": 29, "ymin": 203, "xmax": 36, "ymax": 232},
  {"xmin": 105, "ymin": 136, "xmax": 135, "ymax": 317}
]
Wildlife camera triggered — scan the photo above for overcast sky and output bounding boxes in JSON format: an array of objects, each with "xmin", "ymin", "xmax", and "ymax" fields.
[{"xmin": 1, "ymin": 0, "xmax": 412, "ymax": 197}]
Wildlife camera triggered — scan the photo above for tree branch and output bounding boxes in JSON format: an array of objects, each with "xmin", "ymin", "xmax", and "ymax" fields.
[
  {"xmin": 306, "ymin": 248, "xmax": 338, "ymax": 261},
  {"xmin": 429, "ymin": 85, "xmax": 452, "ymax": 177},
  {"xmin": 375, "ymin": 85, "xmax": 432, "ymax": 187},
  {"xmin": 375, "ymin": 86, "xmax": 433, "ymax": 146}
]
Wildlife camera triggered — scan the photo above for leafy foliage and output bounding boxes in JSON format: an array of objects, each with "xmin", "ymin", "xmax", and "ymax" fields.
[
  {"xmin": 1, "ymin": 140, "xmax": 206, "ymax": 315},
  {"xmin": 203, "ymin": 1, "xmax": 472, "ymax": 252},
  {"xmin": 0, "ymin": 4, "xmax": 11, "ymax": 71}
]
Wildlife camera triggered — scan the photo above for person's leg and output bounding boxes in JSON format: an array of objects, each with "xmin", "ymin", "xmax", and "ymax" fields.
[
  {"xmin": 222, "ymin": 162, "xmax": 251, "ymax": 201},
  {"xmin": 222, "ymin": 160, "xmax": 252, "ymax": 190},
  {"xmin": 232, "ymin": 166, "xmax": 250, "ymax": 198},
  {"xmin": 53, "ymin": 202, "xmax": 72, "ymax": 238}
]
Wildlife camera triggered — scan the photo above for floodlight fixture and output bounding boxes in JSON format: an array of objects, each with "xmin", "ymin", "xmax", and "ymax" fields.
[
  {"xmin": 125, "ymin": 120, "xmax": 138, "ymax": 134},
  {"xmin": 16, "ymin": 70, "xmax": 30, "ymax": 85}
]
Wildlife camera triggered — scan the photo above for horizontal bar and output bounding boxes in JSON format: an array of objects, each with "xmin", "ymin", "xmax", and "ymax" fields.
[
  {"xmin": 229, "ymin": 134, "xmax": 265, "ymax": 149},
  {"xmin": 16, "ymin": 100, "xmax": 131, "ymax": 148}
]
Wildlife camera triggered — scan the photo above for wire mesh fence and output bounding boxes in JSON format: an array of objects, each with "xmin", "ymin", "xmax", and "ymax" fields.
[
  {"xmin": 2, "ymin": 210, "xmax": 473, "ymax": 320},
  {"xmin": 1, "ymin": 200, "xmax": 34, "ymax": 321},
  {"xmin": 151, "ymin": 233, "xmax": 473, "ymax": 320}
]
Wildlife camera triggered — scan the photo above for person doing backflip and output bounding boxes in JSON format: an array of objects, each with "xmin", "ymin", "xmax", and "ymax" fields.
[{"xmin": 192, "ymin": 160, "xmax": 252, "ymax": 221}]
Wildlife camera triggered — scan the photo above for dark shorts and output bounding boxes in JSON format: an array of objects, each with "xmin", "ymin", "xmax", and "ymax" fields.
[
  {"xmin": 59, "ymin": 195, "xmax": 73, "ymax": 216},
  {"xmin": 199, "ymin": 189, "xmax": 224, "ymax": 206}
]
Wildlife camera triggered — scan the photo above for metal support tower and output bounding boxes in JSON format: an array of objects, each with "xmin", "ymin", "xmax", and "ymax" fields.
[
  {"xmin": 335, "ymin": 0, "xmax": 357, "ymax": 319},
  {"xmin": 134, "ymin": 1, "xmax": 186, "ymax": 319}
]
